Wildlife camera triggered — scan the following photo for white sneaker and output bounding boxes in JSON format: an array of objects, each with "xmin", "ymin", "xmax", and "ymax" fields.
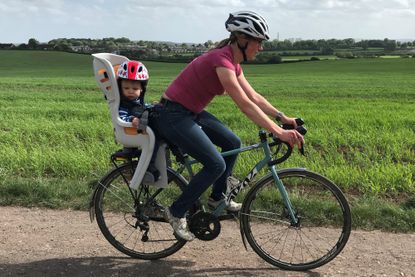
[
  {"xmin": 225, "ymin": 176, "xmax": 241, "ymax": 195},
  {"xmin": 208, "ymin": 198, "xmax": 242, "ymax": 212},
  {"xmin": 164, "ymin": 208, "xmax": 195, "ymax": 241}
]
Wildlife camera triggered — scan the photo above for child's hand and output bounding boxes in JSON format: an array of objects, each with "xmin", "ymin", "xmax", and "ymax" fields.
[{"xmin": 132, "ymin": 117, "xmax": 140, "ymax": 128}]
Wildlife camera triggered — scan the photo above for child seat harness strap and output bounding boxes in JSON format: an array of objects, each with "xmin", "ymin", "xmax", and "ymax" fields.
[{"xmin": 137, "ymin": 110, "xmax": 149, "ymax": 133}]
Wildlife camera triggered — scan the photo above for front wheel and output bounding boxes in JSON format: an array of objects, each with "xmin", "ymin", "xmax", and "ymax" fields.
[{"xmin": 240, "ymin": 169, "xmax": 351, "ymax": 271}]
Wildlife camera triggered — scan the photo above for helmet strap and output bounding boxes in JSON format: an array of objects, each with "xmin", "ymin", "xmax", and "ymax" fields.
[
  {"xmin": 237, "ymin": 41, "xmax": 249, "ymax": 62},
  {"xmin": 139, "ymin": 84, "xmax": 146, "ymax": 104}
]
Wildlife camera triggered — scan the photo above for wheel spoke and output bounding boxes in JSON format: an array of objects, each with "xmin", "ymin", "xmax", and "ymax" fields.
[
  {"xmin": 100, "ymin": 181, "xmax": 135, "ymax": 211},
  {"xmin": 240, "ymin": 211, "xmax": 291, "ymax": 225}
]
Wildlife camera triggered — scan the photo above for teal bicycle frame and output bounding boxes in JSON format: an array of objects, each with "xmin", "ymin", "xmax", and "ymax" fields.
[{"xmin": 174, "ymin": 130, "xmax": 298, "ymax": 225}]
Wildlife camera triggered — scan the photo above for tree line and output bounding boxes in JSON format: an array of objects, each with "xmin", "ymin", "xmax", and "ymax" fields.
[
  {"xmin": 1, "ymin": 37, "xmax": 413, "ymax": 63},
  {"xmin": 261, "ymin": 38, "xmax": 412, "ymax": 52}
]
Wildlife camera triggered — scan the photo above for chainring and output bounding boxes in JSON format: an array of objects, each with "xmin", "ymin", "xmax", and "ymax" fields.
[{"xmin": 189, "ymin": 211, "xmax": 221, "ymax": 241}]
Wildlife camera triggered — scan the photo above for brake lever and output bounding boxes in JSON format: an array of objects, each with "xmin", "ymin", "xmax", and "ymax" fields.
[
  {"xmin": 295, "ymin": 118, "xmax": 305, "ymax": 126},
  {"xmin": 297, "ymin": 126, "xmax": 306, "ymax": 156},
  {"xmin": 279, "ymin": 118, "xmax": 307, "ymax": 156},
  {"xmin": 281, "ymin": 118, "xmax": 305, "ymax": 130},
  {"xmin": 299, "ymin": 143, "xmax": 305, "ymax": 156},
  {"xmin": 296, "ymin": 125, "xmax": 307, "ymax": 135}
]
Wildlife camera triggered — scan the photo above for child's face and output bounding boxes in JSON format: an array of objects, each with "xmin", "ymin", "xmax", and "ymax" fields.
[{"xmin": 121, "ymin": 79, "xmax": 142, "ymax": 100}]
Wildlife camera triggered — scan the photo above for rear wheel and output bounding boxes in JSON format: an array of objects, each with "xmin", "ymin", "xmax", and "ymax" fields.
[
  {"xmin": 241, "ymin": 169, "xmax": 351, "ymax": 271},
  {"xmin": 94, "ymin": 162, "xmax": 188, "ymax": 259}
]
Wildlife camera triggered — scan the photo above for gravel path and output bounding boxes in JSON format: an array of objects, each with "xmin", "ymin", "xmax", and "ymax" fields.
[{"xmin": 0, "ymin": 206, "xmax": 414, "ymax": 277}]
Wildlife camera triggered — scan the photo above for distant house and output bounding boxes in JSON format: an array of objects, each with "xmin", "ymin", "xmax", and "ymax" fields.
[
  {"xmin": 41, "ymin": 44, "xmax": 55, "ymax": 51},
  {"xmin": 69, "ymin": 45, "xmax": 92, "ymax": 53},
  {"xmin": 119, "ymin": 44, "xmax": 147, "ymax": 50},
  {"xmin": 0, "ymin": 43, "xmax": 14, "ymax": 49}
]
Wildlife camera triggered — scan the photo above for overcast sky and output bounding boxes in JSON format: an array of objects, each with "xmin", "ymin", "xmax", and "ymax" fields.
[{"xmin": 1, "ymin": 0, "xmax": 414, "ymax": 43}]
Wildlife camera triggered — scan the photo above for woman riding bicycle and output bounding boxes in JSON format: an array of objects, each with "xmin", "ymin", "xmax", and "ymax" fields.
[{"xmin": 153, "ymin": 11, "xmax": 304, "ymax": 241}]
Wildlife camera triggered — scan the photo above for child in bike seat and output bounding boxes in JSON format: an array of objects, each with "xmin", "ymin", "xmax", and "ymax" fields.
[{"xmin": 117, "ymin": 60, "xmax": 160, "ymax": 182}]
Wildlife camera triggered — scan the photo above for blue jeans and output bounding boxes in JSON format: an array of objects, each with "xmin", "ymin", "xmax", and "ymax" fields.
[{"xmin": 153, "ymin": 99, "xmax": 241, "ymax": 218}]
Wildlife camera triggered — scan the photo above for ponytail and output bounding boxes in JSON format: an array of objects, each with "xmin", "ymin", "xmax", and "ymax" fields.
[
  {"xmin": 214, "ymin": 33, "xmax": 237, "ymax": 49},
  {"xmin": 215, "ymin": 38, "xmax": 231, "ymax": 49}
]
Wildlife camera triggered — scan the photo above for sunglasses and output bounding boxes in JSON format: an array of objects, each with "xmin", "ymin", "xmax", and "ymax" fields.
[{"xmin": 251, "ymin": 38, "xmax": 265, "ymax": 46}]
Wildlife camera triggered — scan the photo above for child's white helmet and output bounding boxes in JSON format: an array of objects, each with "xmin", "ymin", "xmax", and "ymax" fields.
[
  {"xmin": 117, "ymin": 60, "xmax": 149, "ymax": 97},
  {"xmin": 225, "ymin": 11, "xmax": 270, "ymax": 40}
]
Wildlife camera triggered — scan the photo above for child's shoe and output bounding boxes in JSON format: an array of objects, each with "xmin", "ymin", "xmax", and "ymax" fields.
[{"xmin": 143, "ymin": 164, "xmax": 160, "ymax": 183}]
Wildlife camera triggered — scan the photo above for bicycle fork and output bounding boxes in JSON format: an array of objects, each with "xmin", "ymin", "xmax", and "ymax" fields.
[
  {"xmin": 269, "ymin": 165, "xmax": 299, "ymax": 226},
  {"xmin": 239, "ymin": 164, "xmax": 300, "ymax": 251}
]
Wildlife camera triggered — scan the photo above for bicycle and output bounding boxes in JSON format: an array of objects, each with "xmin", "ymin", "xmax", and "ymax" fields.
[{"xmin": 89, "ymin": 119, "xmax": 351, "ymax": 271}]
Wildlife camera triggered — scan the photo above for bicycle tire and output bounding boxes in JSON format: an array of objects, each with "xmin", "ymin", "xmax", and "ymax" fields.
[
  {"xmin": 241, "ymin": 169, "xmax": 351, "ymax": 271},
  {"xmin": 94, "ymin": 161, "xmax": 188, "ymax": 260}
]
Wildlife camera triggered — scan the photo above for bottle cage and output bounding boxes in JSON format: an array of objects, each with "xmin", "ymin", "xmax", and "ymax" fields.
[{"xmin": 92, "ymin": 53, "xmax": 168, "ymax": 189}]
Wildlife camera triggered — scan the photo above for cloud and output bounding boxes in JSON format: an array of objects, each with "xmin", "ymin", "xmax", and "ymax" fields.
[
  {"xmin": 1, "ymin": 0, "xmax": 414, "ymax": 43},
  {"xmin": 0, "ymin": 0, "xmax": 64, "ymax": 14},
  {"xmin": 3, "ymin": 0, "xmax": 415, "ymax": 16}
]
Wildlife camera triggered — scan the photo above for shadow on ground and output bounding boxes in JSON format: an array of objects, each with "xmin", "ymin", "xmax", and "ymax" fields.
[{"xmin": 0, "ymin": 256, "xmax": 322, "ymax": 277}]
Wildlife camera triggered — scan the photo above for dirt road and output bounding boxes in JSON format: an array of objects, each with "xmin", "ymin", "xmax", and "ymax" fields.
[{"xmin": 0, "ymin": 206, "xmax": 414, "ymax": 277}]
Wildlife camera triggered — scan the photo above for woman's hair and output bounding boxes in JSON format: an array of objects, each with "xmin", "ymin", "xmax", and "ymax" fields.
[
  {"xmin": 214, "ymin": 32, "xmax": 238, "ymax": 49},
  {"xmin": 214, "ymin": 32, "xmax": 256, "ymax": 49}
]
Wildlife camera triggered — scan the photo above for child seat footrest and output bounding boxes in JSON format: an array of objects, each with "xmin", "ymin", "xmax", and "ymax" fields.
[{"xmin": 111, "ymin": 148, "xmax": 142, "ymax": 161}]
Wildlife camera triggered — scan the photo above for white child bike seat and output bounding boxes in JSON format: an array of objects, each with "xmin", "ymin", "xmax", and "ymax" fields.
[{"xmin": 92, "ymin": 53, "xmax": 168, "ymax": 189}]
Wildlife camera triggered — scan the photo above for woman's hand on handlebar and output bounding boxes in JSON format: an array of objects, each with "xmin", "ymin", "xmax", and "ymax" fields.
[
  {"xmin": 281, "ymin": 115, "xmax": 298, "ymax": 129},
  {"xmin": 277, "ymin": 129, "xmax": 305, "ymax": 149}
]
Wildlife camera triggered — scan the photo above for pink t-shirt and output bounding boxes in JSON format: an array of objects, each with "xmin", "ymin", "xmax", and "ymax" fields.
[{"xmin": 165, "ymin": 45, "xmax": 242, "ymax": 113}]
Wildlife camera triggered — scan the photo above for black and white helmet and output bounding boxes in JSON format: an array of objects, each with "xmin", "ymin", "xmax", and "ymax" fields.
[{"xmin": 225, "ymin": 11, "xmax": 270, "ymax": 40}]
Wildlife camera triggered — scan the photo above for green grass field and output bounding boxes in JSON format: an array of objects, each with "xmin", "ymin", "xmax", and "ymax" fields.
[
  {"xmin": 0, "ymin": 50, "xmax": 414, "ymax": 231},
  {"xmin": 281, "ymin": 55, "xmax": 337, "ymax": 61}
]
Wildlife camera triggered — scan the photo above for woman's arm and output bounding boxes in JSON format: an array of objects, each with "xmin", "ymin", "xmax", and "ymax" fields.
[
  {"xmin": 237, "ymin": 71, "xmax": 278, "ymax": 116},
  {"xmin": 216, "ymin": 67, "xmax": 303, "ymax": 147},
  {"xmin": 237, "ymin": 71, "xmax": 297, "ymax": 127}
]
